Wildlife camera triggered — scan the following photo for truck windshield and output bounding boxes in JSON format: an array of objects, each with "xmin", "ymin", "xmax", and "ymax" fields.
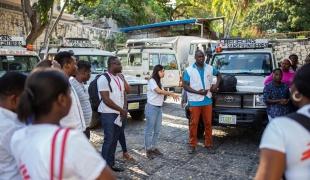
[
  {"xmin": 0, "ymin": 55, "xmax": 39, "ymax": 75},
  {"xmin": 75, "ymin": 55, "xmax": 109, "ymax": 73},
  {"xmin": 211, "ymin": 53, "xmax": 272, "ymax": 75}
]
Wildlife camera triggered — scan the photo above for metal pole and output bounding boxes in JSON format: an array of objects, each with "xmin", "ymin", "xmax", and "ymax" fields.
[{"xmin": 195, "ymin": 23, "xmax": 203, "ymax": 38}]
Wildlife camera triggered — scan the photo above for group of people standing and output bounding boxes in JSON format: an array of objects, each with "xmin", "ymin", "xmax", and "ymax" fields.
[
  {"xmin": 1, "ymin": 47, "xmax": 309, "ymax": 179},
  {"xmin": 0, "ymin": 48, "xmax": 221, "ymax": 179},
  {"xmin": 0, "ymin": 51, "xmax": 116, "ymax": 179},
  {"xmin": 256, "ymin": 55, "xmax": 310, "ymax": 179},
  {"xmin": 263, "ymin": 54, "xmax": 305, "ymax": 121}
]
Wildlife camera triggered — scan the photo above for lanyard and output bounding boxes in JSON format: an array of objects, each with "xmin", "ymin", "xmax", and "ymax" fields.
[{"xmin": 108, "ymin": 72, "xmax": 122, "ymax": 92}]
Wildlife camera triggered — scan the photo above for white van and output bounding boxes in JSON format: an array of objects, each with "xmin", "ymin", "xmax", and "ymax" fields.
[
  {"xmin": 42, "ymin": 47, "xmax": 115, "ymax": 74},
  {"xmin": 187, "ymin": 39, "xmax": 218, "ymax": 65},
  {"xmin": 117, "ymin": 45, "xmax": 179, "ymax": 88},
  {"xmin": 0, "ymin": 35, "xmax": 40, "ymax": 76},
  {"xmin": 117, "ymin": 36, "xmax": 206, "ymax": 88}
]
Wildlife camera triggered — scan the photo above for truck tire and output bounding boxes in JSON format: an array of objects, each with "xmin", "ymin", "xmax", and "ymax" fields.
[{"xmin": 130, "ymin": 111, "xmax": 145, "ymax": 121}]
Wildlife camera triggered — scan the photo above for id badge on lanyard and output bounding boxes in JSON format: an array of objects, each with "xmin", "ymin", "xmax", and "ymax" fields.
[{"xmin": 108, "ymin": 73, "xmax": 123, "ymax": 99}]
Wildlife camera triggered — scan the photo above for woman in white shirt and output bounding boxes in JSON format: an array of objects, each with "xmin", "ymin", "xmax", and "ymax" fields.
[
  {"xmin": 255, "ymin": 63, "xmax": 310, "ymax": 180},
  {"xmin": 11, "ymin": 69, "xmax": 115, "ymax": 180},
  {"xmin": 144, "ymin": 65, "xmax": 179, "ymax": 159}
]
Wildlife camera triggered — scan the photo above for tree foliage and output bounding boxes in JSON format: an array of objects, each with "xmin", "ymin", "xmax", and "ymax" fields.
[
  {"xmin": 243, "ymin": 0, "xmax": 310, "ymax": 35},
  {"xmin": 22, "ymin": 0, "xmax": 97, "ymax": 44},
  {"xmin": 23, "ymin": 0, "xmax": 309, "ymax": 43},
  {"xmin": 74, "ymin": 0, "xmax": 173, "ymax": 27}
]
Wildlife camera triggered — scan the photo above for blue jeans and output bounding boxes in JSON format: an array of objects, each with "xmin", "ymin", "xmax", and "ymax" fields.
[
  {"xmin": 100, "ymin": 113, "xmax": 121, "ymax": 167},
  {"xmin": 118, "ymin": 118, "xmax": 127, "ymax": 153},
  {"xmin": 144, "ymin": 103, "xmax": 162, "ymax": 150}
]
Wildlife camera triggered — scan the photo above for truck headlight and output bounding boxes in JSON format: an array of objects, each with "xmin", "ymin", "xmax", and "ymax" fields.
[
  {"xmin": 255, "ymin": 94, "xmax": 265, "ymax": 107},
  {"xmin": 142, "ymin": 85, "xmax": 148, "ymax": 94}
]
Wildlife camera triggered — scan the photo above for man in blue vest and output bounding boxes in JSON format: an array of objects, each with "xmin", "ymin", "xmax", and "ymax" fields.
[{"xmin": 183, "ymin": 50, "xmax": 221, "ymax": 154}]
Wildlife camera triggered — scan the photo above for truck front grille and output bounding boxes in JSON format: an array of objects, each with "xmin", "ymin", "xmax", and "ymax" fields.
[
  {"xmin": 243, "ymin": 95, "xmax": 254, "ymax": 108},
  {"xmin": 214, "ymin": 94, "xmax": 241, "ymax": 108},
  {"xmin": 214, "ymin": 94, "xmax": 265, "ymax": 108}
]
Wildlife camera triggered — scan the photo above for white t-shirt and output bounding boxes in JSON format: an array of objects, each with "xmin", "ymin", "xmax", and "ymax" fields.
[
  {"xmin": 260, "ymin": 104, "xmax": 310, "ymax": 180},
  {"xmin": 69, "ymin": 77, "xmax": 92, "ymax": 127},
  {"xmin": 0, "ymin": 107, "xmax": 23, "ymax": 180},
  {"xmin": 147, "ymin": 78, "xmax": 164, "ymax": 106},
  {"xmin": 97, "ymin": 73, "xmax": 125, "ymax": 114},
  {"xmin": 60, "ymin": 86, "xmax": 86, "ymax": 131},
  {"xmin": 10, "ymin": 124, "xmax": 106, "ymax": 180}
]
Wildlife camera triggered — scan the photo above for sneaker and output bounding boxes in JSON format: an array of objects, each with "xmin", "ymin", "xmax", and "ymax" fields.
[
  {"xmin": 123, "ymin": 152, "xmax": 135, "ymax": 162},
  {"xmin": 152, "ymin": 148, "xmax": 163, "ymax": 156},
  {"xmin": 188, "ymin": 146, "xmax": 196, "ymax": 154},
  {"xmin": 146, "ymin": 150, "xmax": 155, "ymax": 159},
  {"xmin": 110, "ymin": 165, "xmax": 125, "ymax": 172}
]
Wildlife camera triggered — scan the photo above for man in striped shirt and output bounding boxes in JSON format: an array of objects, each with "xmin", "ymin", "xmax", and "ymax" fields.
[{"xmin": 70, "ymin": 60, "xmax": 92, "ymax": 139}]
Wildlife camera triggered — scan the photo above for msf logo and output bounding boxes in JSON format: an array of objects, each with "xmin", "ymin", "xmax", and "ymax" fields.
[
  {"xmin": 301, "ymin": 143, "xmax": 310, "ymax": 161},
  {"xmin": 19, "ymin": 163, "xmax": 31, "ymax": 180}
]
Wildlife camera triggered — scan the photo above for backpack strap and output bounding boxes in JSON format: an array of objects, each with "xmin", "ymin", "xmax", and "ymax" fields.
[
  {"xmin": 50, "ymin": 128, "xmax": 70, "ymax": 180},
  {"xmin": 102, "ymin": 73, "xmax": 113, "ymax": 92},
  {"xmin": 287, "ymin": 112, "xmax": 310, "ymax": 132},
  {"xmin": 283, "ymin": 112, "xmax": 310, "ymax": 180}
]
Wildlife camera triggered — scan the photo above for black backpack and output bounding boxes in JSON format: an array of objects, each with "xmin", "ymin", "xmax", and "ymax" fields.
[
  {"xmin": 218, "ymin": 74, "xmax": 237, "ymax": 92},
  {"xmin": 88, "ymin": 73, "xmax": 112, "ymax": 111}
]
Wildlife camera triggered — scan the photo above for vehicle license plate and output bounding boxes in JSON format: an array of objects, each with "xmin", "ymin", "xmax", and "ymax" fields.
[
  {"xmin": 219, "ymin": 114, "xmax": 237, "ymax": 124},
  {"xmin": 128, "ymin": 102, "xmax": 139, "ymax": 110}
]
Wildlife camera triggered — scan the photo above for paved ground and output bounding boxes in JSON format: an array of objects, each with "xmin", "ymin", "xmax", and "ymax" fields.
[{"xmin": 90, "ymin": 97, "xmax": 261, "ymax": 180}]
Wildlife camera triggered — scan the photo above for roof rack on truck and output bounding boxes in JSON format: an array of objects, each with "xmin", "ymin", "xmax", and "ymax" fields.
[
  {"xmin": 216, "ymin": 39, "xmax": 272, "ymax": 52},
  {"xmin": 0, "ymin": 35, "xmax": 40, "ymax": 75}
]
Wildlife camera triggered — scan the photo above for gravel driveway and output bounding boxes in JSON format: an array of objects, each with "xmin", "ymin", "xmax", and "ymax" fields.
[{"xmin": 90, "ymin": 97, "xmax": 261, "ymax": 180}]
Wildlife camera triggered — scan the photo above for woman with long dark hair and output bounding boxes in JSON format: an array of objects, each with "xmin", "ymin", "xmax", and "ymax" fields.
[
  {"xmin": 256, "ymin": 63, "xmax": 310, "ymax": 180},
  {"xmin": 10, "ymin": 69, "xmax": 115, "ymax": 180},
  {"xmin": 144, "ymin": 65, "xmax": 179, "ymax": 159}
]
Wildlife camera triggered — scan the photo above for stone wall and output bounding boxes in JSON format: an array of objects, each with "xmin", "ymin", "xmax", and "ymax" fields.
[
  {"xmin": 272, "ymin": 39, "xmax": 310, "ymax": 64},
  {"xmin": 0, "ymin": 8, "xmax": 25, "ymax": 36},
  {"xmin": 0, "ymin": 7, "xmax": 118, "ymax": 50}
]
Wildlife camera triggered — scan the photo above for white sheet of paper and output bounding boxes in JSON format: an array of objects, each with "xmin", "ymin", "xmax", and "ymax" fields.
[{"xmin": 114, "ymin": 115, "xmax": 122, "ymax": 127}]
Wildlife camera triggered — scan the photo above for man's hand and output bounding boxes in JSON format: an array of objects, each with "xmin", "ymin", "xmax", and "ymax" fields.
[
  {"xmin": 210, "ymin": 86, "xmax": 219, "ymax": 93},
  {"xmin": 120, "ymin": 109, "xmax": 127, "ymax": 119},
  {"xmin": 198, "ymin": 89, "xmax": 208, "ymax": 95}
]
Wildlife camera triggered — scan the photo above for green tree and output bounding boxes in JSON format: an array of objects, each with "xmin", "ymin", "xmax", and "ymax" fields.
[
  {"xmin": 75, "ymin": 0, "xmax": 172, "ymax": 27},
  {"xmin": 243, "ymin": 0, "xmax": 310, "ymax": 35},
  {"xmin": 21, "ymin": 0, "xmax": 98, "ymax": 44},
  {"xmin": 211, "ymin": 0, "xmax": 254, "ymax": 37}
]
